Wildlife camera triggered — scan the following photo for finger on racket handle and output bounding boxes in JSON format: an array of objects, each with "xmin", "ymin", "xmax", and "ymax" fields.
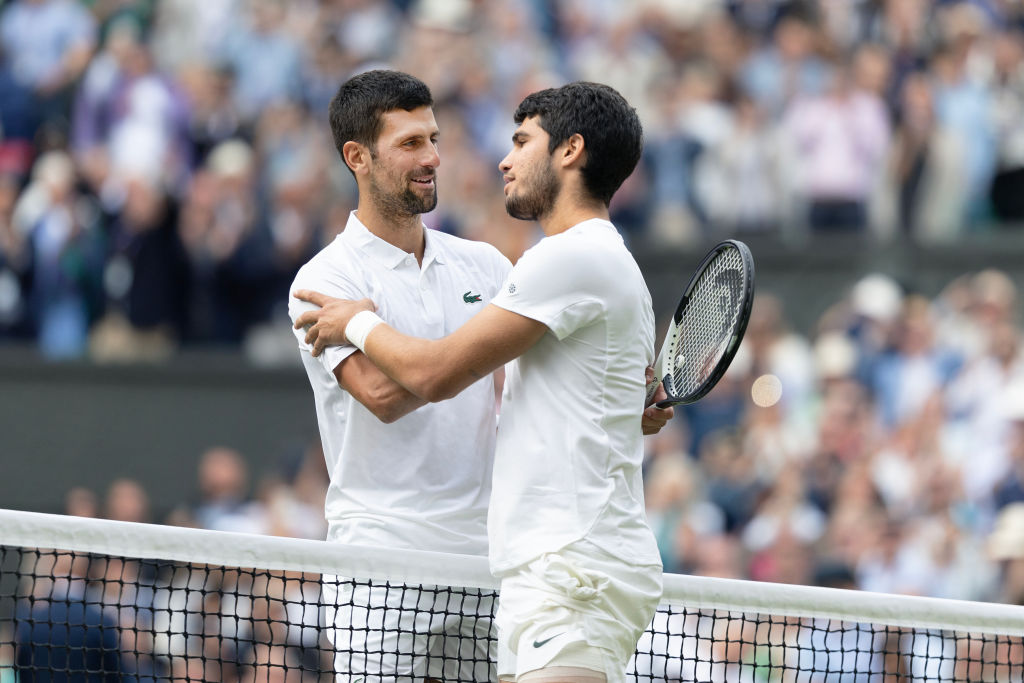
[{"xmin": 645, "ymin": 350, "xmax": 666, "ymax": 405}]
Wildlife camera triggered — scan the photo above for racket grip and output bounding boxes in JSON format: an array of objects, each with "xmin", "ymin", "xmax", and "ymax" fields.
[{"xmin": 645, "ymin": 376, "xmax": 661, "ymax": 405}]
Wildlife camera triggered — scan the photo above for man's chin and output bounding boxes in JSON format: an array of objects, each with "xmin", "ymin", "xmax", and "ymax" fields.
[
  {"xmin": 505, "ymin": 198, "xmax": 536, "ymax": 222},
  {"xmin": 401, "ymin": 190, "xmax": 437, "ymax": 216},
  {"xmin": 420, "ymin": 195, "xmax": 438, "ymax": 214}
]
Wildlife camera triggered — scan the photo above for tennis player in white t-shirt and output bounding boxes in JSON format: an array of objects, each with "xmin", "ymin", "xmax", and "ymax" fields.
[
  {"xmin": 288, "ymin": 70, "xmax": 511, "ymax": 682},
  {"xmin": 295, "ymin": 82, "xmax": 674, "ymax": 683}
]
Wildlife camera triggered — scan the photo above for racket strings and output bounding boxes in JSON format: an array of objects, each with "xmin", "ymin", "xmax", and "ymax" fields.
[{"xmin": 670, "ymin": 249, "xmax": 746, "ymax": 397}]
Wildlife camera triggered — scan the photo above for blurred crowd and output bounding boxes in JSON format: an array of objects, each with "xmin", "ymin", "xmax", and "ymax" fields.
[
  {"xmin": 6, "ymin": 446, "xmax": 334, "ymax": 682},
  {"xmin": 6, "ymin": 1, "xmax": 1024, "ymax": 679},
  {"xmin": 14, "ymin": 263, "xmax": 1022, "ymax": 679},
  {"xmin": 42, "ymin": 265, "xmax": 1024, "ymax": 612},
  {"xmin": 1, "ymin": 0, "xmax": 1024, "ymax": 358},
  {"xmin": 645, "ymin": 267, "xmax": 1024, "ymax": 609}
]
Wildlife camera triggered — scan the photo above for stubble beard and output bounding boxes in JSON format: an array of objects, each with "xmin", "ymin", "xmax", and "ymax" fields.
[
  {"xmin": 369, "ymin": 171, "xmax": 438, "ymax": 221},
  {"xmin": 505, "ymin": 160, "xmax": 560, "ymax": 222}
]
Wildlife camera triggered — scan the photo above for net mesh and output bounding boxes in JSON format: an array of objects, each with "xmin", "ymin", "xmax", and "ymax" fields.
[
  {"xmin": 2, "ymin": 510, "xmax": 1023, "ymax": 682},
  {"xmin": 670, "ymin": 245, "xmax": 747, "ymax": 399}
]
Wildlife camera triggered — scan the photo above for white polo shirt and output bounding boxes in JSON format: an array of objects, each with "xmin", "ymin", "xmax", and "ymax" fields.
[
  {"xmin": 488, "ymin": 219, "xmax": 662, "ymax": 573},
  {"xmin": 289, "ymin": 212, "xmax": 511, "ymax": 556}
]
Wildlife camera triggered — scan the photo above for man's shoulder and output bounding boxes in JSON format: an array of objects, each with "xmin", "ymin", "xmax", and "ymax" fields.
[
  {"xmin": 291, "ymin": 235, "xmax": 355, "ymax": 284},
  {"xmin": 432, "ymin": 229, "xmax": 497, "ymax": 254},
  {"xmin": 432, "ymin": 230, "xmax": 511, "ymax": 269}
]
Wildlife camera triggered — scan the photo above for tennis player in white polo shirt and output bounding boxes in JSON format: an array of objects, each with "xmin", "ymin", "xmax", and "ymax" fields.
[
  {"xmin": 295, "ymin": 82, "xmax": 674, "ymax": 683},
  {"xmin": 288, "ymin": 70, "xmax": 511, "ymax": 682}
]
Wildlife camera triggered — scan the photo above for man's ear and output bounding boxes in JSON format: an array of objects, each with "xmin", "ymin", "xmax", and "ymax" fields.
[
  {"xmin": 342, "ymin": 141, "xmax": 371, "ymax": 175},
  {"xmin": 559, "ymin": 133, "xmax": 586, "ymax": 169}
]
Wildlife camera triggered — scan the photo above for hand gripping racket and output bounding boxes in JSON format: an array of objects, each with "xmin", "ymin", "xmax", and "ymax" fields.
[{"xmin": 645, "ymin": 239, "xmax": 755, "ymax": 408}]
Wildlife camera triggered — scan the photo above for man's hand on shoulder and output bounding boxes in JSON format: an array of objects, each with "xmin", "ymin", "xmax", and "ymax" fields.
[
  {"xmin": 293, "ymin": 289, "xmax": 376, "ymax": 357},
  {"xmin": 642, "ymin": 365, "xmax": 674, "ymax": 435}
]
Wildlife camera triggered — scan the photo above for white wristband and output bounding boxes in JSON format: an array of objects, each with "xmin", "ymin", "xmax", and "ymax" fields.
[{"xmin": 345, "ymin": 310, "xmax": 384, "ymax": 352}]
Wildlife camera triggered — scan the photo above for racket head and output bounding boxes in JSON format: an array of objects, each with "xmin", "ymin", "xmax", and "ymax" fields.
[{"xmin": 655, "ymin": 239, "xmax": 755, "ymax": 407}]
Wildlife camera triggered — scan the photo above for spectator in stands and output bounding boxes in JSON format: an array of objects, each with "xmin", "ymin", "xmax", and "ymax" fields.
[
  {"xmin": 103, "ymin": 477, "xmax": 151, "ymax": 523},
  {"xmin": 993, "ymin": 381, "xmax": 1024, "ymax": 510},
  {"xmin": 217, "ymin": 0, "xmax": 303, "ymax": 123},
  {"xmin": 89, "ymin": 175, "xmax": 190, "ymax": 361},
  {"xmin": 13, "ymin": 150, "xmax": 105, "ymax": 357},
  {"xmin": 875, "ymin": 70, "xmax": 968, "ymax": 240},
  {"xmin": 192, "ymin": 446, "xmax": 269, "ymax": 534},
  {"xmin": 989, "ymin": 502, "xmax": 1024, "ymax": 605},
  {"xmin": 0, "ymin": 0, "xmax": 98, "ymax": 139},
  {"xmin": 0, "ymin": 170, "xmax": 28, "ymax": 336},
  {"xmin": 739, "ymin": 9, "xmax": 831, "ymax": 117},
  {"xmin": 781, "ymin": 61, "xmax": 890, "ymax": 231},
  {"xmin": 696, "ymin": 94, "xmax": 787, "ymax": 234},
  {"xmin": 699, "ymin": 428, "xmax": 766, "ymax": 533},
  {"xmin": 72, "ymin": 18, "xmax": 191, "ymax": 198},
  {"xmin": 177, "ymin": 138, "xmax": 273, "ymax": 343},
  {"xmin": 931, "ymin": 3, "xmax": 998, "ymax": 221},
  {"xmin": 988, "ymin": 28, "xmax": 1024, "ymax": 222},
  {"xmin": 63, "ymin": 486, "xmax": 99, "ymax": 518},
  {"xmin": 870, "ymin": 295, "xmax": 962, "ymax": 430}
]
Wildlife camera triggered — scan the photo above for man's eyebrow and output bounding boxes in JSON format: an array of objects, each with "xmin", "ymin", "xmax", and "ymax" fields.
[{"xmin": 399, "ymin": 131, "xmax": 433, "ymax": 143}]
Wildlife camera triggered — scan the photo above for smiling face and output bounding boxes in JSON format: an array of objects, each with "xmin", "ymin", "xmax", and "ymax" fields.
[
  {"xmin": 499, "ymin": 115, "xmax": 561, "ymax": 222},
  {"xmin": 365, "ymin": 105, "xmax": 440, "ymax": 219}
]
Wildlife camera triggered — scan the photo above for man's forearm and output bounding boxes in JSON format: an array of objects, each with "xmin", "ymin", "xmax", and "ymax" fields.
[
  {"xmin": 361, "ymin": 325, "xmax": 477, "ymax": 403},
  {"xmin": 358, "ymin": 305, "xmax": 547, "ymax": 403}
]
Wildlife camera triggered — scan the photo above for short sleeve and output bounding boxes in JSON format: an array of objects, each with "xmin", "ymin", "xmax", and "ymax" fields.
[
  {"xmin": 483, "ymin": 245, "xmax": 514, "ymax": 300},
  {"xmin": 288, "ymin": 264, "xmax": 362, "ymax": 374},
  {"xmin": 489, "ymin": 236, "xmax": 604, "ymax": 340}
]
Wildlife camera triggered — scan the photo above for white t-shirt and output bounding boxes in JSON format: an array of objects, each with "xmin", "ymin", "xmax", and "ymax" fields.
[
  {"xmin": 488, "ymin": 218, "xmax": 662, "ymax": 573},
  {"xmin": 289, "ymin": 212, "xmax": 511, "ymax": 556}
]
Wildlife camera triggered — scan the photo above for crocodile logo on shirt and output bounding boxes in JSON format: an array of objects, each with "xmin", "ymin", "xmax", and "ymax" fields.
[{"xmin": 463, "ymin": 291, "xmax": 482, "ymax": 303}]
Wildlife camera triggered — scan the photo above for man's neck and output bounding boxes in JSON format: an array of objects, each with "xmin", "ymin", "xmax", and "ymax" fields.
[
  {"xmin": 538, "ymin": 199, "xmax": 610, "ymax": 237},
  {"xmin": 355, "ymin": 204, "xmax": 425, "ymax": 263}
]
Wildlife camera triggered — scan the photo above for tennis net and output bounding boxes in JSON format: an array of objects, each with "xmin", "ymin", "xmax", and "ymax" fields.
[{"xmin": 2, "ymin": 508, "xmax": 1023, "ymax": 682}]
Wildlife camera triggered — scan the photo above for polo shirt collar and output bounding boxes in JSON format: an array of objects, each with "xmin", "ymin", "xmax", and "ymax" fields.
[
  {"xmin": 342, "ymin": 211, "xmax": 445, "ymax": 269},
  {"xmin": 422, "ymin": 225, "xmax": 446, "ymax": 267}
]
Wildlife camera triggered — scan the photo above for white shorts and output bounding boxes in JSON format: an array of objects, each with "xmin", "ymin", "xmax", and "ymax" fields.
[
  {"xmin": 322, "ymin": 576, "xmax": 496, "ymax": 682},
  {"xmin": 495, "ymin": 539, "xmax": 662, "ymax": 683}
]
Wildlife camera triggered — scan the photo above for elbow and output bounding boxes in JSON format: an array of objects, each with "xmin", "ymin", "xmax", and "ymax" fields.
[
  {"xmin": 419, "ymin": 381, "xmax": 459, "ymax": 404},
  {"xmin": 358, "ymin": 385, "xmax": 415, "ymax": 424},
  {"xmin": 372, "ymin": 406, "xmax": 404, "ymax": 424},
  {"xmin": 361, "ymin": 396, "xmax": 403, "ymax": 424}
]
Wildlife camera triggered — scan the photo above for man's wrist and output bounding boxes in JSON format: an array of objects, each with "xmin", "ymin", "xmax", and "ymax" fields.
[{"xmin": 345, "ymin": 310, "xmax": 384, "ymax": 351}]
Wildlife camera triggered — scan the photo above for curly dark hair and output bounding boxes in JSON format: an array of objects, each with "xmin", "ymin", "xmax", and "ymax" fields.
[{"xmin": 513, "ymin": 82, "xmax": 643, "ymax": 206}]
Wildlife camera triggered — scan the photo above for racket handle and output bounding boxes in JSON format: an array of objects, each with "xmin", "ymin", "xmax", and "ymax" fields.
[
  {"xmin": 646, "ymin": 350, "xmax": 666, "ymax": 405},
  {"xmin": 645, "ymin": 376, "xmax": 661, "ymax": 405}
]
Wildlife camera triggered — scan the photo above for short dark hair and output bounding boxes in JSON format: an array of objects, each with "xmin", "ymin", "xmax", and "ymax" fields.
[
  {"xmin": 513, "ymin": 82, "xmax": 642, "ymax": 206},
  {"xmin": 328, "ymin": 70, "xmax": 433, "ymax": 162}
]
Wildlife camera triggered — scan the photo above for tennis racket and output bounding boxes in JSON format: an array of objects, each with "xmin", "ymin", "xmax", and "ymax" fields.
[{"xmin": 645, "ymin": 239, "xmax": 755, "ymax": 408}]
